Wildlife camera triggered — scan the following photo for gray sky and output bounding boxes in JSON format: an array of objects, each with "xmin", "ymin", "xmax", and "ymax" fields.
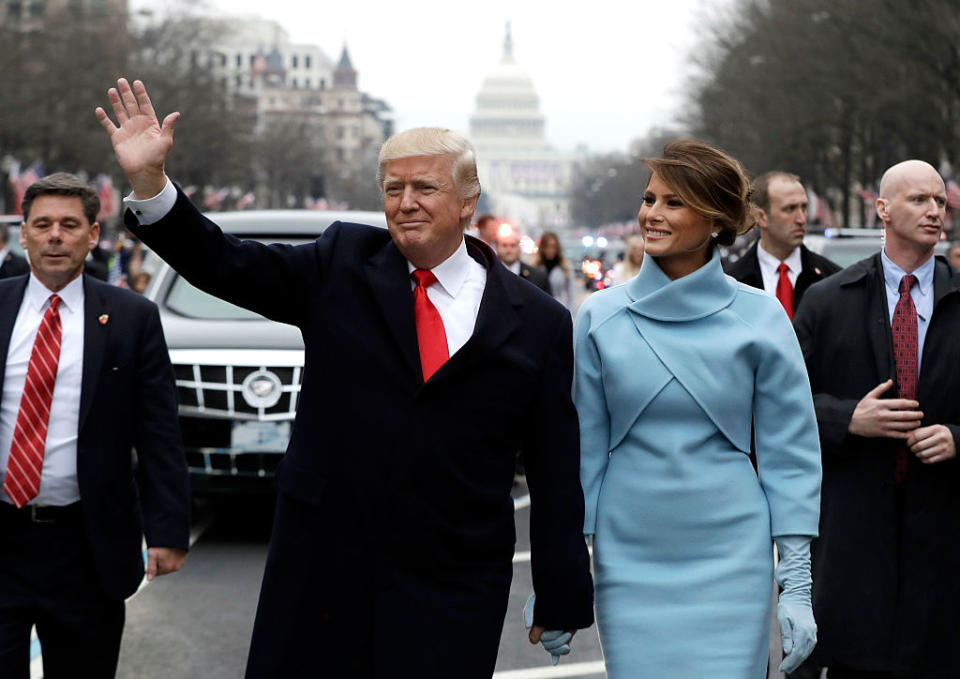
[{"xmin": 139, "ymin": 0, "xmax": 714, "ymax": 153}]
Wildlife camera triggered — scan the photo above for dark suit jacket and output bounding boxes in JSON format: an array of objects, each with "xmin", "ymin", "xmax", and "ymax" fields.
[
  {"xmin": 794, "ymin": 254, "xmax": 960, "ymax": 676},
  {"xmin": 0, "ymin": 251, "xmax": 29, "ymax": 279},
  {"xmin": 724, "ymin": 241, "xmax": 842, "ymax": 312},
  {"xmin": 0, "ymin": 274, "xmax": 189, "ymax": 600},
  {"xmin": 128, "ymin": 189, "xmax": 594, "ymax": 677},
  {"xmin": 518, "ymin": 261, "xmax": 551, "ymax": 294}
]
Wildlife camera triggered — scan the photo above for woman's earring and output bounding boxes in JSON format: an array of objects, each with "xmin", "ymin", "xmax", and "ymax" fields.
[{"xmin": 711, "ymin": 231, "xmax": 720, "ymax": 239}]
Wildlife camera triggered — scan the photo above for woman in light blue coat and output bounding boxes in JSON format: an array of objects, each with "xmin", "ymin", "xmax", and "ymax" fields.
[{"xmin": 574, "ymin": 140, "xmax": 821, "ymax": 678}]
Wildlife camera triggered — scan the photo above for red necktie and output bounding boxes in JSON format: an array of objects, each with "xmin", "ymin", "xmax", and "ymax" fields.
[
  {"xmin": 412, "ymin": 270, "xmax": 449, "ymax": 381},
  {"xmin": 776, "ymin": 262, "xmax": 794, "ymax": 320},
  {"xmin": 4, "ymin": 294, "xmax": 63, "ymax": 507},
  {"xmin": 891, "ymin": 274, "xmax": 918, "ymax": 483}
]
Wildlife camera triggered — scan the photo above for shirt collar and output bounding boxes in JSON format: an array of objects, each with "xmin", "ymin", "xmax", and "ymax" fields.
[
  {"xmin": 757, "ymin": 241, "xmax": 802, "ymax": 273},
  {"xmin": 0, "ymin": 247, "xmax": 8, "ymax": 262},
  {"xmin": 26, "ymin": 272, "xmax": 84, "ymax": 314},
  {"xmin": 407, "ymin": 237, "xmax": 470, "ymax": 297},
  {"xmin": 881, "ymin": 248, "xmax": 934, "ymax": 298}
]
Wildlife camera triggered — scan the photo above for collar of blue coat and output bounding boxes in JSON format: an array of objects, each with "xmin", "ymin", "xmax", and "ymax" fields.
[{"xmin": 625, "ymin": 248, "xmax": 737, "ymax": 321}]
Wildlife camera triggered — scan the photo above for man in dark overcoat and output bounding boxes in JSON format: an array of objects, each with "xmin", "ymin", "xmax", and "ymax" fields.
[
  {"xmin": 794, "ymin": 159, "xmax": 960, "ymax": 678},
  {"xmin": 96, "ymin": 78, "xmax": 594, "ymax": 679}
]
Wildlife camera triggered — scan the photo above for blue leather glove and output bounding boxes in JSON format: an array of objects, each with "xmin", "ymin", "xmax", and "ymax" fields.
[
  {"xmin": 522, "ymin": 594, "xmax": 572, "ymax": 666},
  {"xmin": 775, "ymin": 535, "xmax": 817, "ymax": 674}
]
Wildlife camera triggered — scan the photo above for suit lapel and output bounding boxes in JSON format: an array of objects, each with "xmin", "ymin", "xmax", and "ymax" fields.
[
  {"xmin": 742, "ymin": 244, "xmax": 764, "ymax": 289},
  {"xmin": 862, "ymin": 254, "xmax": 896, "ymax": 385},
  {"xmin": 364, "ymin": 240, "xmax": 422, "ymax": 382},
  {"xmin": 794, "ymin": 246, "xmax": 820, "ymax": 301},
  {"xmin": 79, "ymin": 276, "xmax": 109, "ymax": 431},
  {"xmin": 0, "ymin": 277, "xmax": 29, "ymax": 396},
  {"xmin": 430, "ymin": 238, "xmax": 521, "ymax": 382}
]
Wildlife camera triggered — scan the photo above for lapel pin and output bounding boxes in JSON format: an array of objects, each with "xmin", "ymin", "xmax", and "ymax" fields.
[{"xmin": 99, "ymin": 314, "xmax": 109, "ymax": 325}]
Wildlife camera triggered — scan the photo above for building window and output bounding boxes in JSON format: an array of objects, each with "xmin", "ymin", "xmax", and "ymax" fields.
[
  {"xmin": 305, "ymin": 78, "xmax": 311, "ymax": 88},
  {"xmin": 292, "ymin": 55, "xmax": 298, "ymax": 68},
  {"xmin": 7, "ymin": 1, "xmax": 22, "ymax": 17},
  {"xmin": 291, "ymin": 77, "xmax": 298, "ymax": 88},
  {"xmin": 235, "ymin": 75, "xmax": 242, "ymax": 87},
  {"xmin": 319, "ymin": 79, "xmax": 325, "ymax": 90},
  {"xmin": 305, "ymin": 55, "xmax": 312, "ymax": 68},
  {"xmin": 220, "ymin": 54, "xmax": 227, "ymax": 67},
  {"xmin": 29, "ymin": 0, "xmax": 44, "ymax": 16},
  {"xmin": 236, "ymin": 53, "xmax": 242, "ymax": 67}
]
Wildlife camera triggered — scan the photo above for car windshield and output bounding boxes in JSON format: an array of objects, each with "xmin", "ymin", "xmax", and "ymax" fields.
[
  {"xmin": 165, "ymin": 276, "xmax": 264, "ymax": 320},
  {"xmin": 161, "ymin": 236, "xmax": 311, "ymax": 321}
]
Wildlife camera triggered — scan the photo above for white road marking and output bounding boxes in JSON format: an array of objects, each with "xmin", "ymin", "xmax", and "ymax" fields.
[
  {"xmin": 29, "ymin": 514, "xmax": 213, "ymax": 678},
  {"xmin": 492, "ymin": 660, "xmax": 607, "ymax": 678},
  {"xmin": 514, "ymin": 494, "xmax": 531, "ymax": 510}
]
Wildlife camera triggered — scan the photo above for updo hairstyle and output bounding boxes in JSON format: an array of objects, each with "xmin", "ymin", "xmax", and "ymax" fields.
[{"xmin": 643, "ymin": 139, "xmax": 753, "ymax": 247}]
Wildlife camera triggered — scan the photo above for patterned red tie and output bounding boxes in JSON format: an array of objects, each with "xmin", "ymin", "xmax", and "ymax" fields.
[
  {"xmin": 412, "ymin": 270, "xmax": 449, "ymax": 381},
  {"xmin": 776, "ymin": 262, "xmax": 794, "ymax": 320},
  {"xmin": 891, "ymin": 274, "xmax": 918, "ymax": 483},
  {"xmin": 4, "ymin": 294, "xmax": 63, "ymax": 507}
]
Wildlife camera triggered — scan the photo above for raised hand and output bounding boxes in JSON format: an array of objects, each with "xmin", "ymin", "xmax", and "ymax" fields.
[{"xmin": 95, "ymin": 78, "xmax": 179, "ymax": 199}]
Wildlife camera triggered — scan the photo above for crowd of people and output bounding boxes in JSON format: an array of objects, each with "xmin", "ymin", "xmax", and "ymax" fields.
[{"xmin": 0, "ymin": 75, "xmax": 956, "ymax": 679}]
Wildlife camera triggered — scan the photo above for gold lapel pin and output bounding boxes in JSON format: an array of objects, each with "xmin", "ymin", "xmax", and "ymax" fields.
[{"xmin": 99, "ymin": 314, "xmax": 109, "ymax": 325}]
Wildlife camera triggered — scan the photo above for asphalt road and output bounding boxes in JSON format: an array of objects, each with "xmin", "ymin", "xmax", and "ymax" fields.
[
  {"xmin": 28, "ymin": 480, "xmax": 792, "ymax": 678},
  {"xmin": 109, "ymin": 485, "xmax": 608, "ymax": 679}
]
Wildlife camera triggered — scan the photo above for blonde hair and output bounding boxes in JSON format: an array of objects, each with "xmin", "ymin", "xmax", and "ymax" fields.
[
  {"xmin": 377, "ymin": 127, "xmax": 481, "ymax": 200},
  {"xmin": 620, "ymin": 234, "xmax": 644, "ymax": 279}
]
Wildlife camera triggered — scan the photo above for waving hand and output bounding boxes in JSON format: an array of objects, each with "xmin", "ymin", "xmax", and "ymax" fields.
[{"xmin": 95, "ymin": 78, "xmax": 179, "ymax": 199}]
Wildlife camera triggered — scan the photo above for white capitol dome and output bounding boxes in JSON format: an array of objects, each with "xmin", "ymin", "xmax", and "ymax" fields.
[{"xmin": 471, "ymin": 24, "xmax": 550, "ymax": 154}]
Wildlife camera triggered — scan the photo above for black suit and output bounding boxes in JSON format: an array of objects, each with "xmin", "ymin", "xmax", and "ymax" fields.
[
  {"xmin": 0, "ymin": 251, "xmax": 29, "ymax": 279},
  {"xmin": 724, "ymin": 242, "xmax": 841, "ymax": 312},
  {"xmin": 0, "ymin": 274, "xmax": 189, "ymax": 677},
  {"xmin": 517, "ymin": 261, "xmax": 551, "ymax": 294},
  {"xmin": 795, "ymin": 254, "xmax": 960, "ymax": 677},
  {"xmin": 128, "ymin": 189, "xmax": 594, "ymax": 679}
]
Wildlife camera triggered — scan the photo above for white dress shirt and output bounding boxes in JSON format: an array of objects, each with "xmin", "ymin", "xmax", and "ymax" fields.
[
  {"xmin": 504, "ymin": 261, "xmax": 522, "ymax": 275},
  {"xmin": 0, "ymin": 274, "xmax": 85, "ymax": 506},
  {"xmin": 881, "ymin": 249, "xmax": 934, "ymax": 374},
  {"xmin": 125, "ymin": 177, "xmax": 489, "ymax": 357},
  {"xmin": 756, "ymin": 242, "xmax": 802, "ymax": 296},
  {"xmin": 407, "ymin": 239, "xmax": 487, "ymax": 357}
]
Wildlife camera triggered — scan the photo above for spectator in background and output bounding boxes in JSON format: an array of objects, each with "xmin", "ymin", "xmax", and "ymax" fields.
[
  {"xmin": 0, "ymin": 221, "xmax": 29, "ymax": 278},
  {"xmin": 725, "ymin": 171, "xmax": 841, "ymax": 319},
  {"xmin": 947, "ymin": 240, "xmax": 960, "ymax": 269},
  {"xmin": 474, "ymin": 213, "xmax": 498, "ymax": 247},
  {"xmin": 795, "ymin": 159, "xmax": 960, "ymax": 678},
  {"xmin": 534, "ymin": 231, "xmax": 576, "ymax": 311},
  {"xmin": 130, "ymin": 271, "xmax": 151, "ymax": 295},
  {"xmin": 610, "ymin": 234, "xmax": 644, "ymax": 286},
  {"xmin": 496, "ymin": 225, "xmax": 550, "ymax": 294}
]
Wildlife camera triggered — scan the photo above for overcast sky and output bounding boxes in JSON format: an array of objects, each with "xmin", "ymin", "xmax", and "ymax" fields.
[{"xmin": 137, "ymin": 0, "xmax": 717, "ymax": 153}]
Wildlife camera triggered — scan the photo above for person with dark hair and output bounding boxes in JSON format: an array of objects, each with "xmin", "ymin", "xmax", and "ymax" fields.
[
  {"xmin": 473, "ymin": 213, "xmax": 499, "ymax": 246},
  {"xmin": 796, "ymin": 160, "xmax": 960, "ymax": 678},
  {"xmin": 575, "ymin": 139, "xmax": 822, "ymax": 678},
  {"xmin": 0, "ymin": 221, "xmax": 29, "ymax": 279},
  {"xmin": 725, "ymin": 171, "xmax": 841, "ymax": 318},
  {"xmin": 0, "ymin": 172, "xmax": 189, "ymax": 678},
  {"xmin": 96, "ymin": 78, "xmax": 593, "ymax": 678},
  {"xmin": 533, "ymin": 231, "xmax": 576, "ymax": 310}
]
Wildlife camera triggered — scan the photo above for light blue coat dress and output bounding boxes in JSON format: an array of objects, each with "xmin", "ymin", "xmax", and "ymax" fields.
[{"xmin": 574, "ymin": 251, "xmax": 821, "ymax": 678}]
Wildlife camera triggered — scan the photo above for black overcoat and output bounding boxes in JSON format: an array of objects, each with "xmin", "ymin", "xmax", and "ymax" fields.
[
  {"xmin": 794, "ymin": 253, "xmax": 960, "ymax": 677},
  {"xmin": 128, "ymin": 188, "xmax": 594, "ymax": 679}
]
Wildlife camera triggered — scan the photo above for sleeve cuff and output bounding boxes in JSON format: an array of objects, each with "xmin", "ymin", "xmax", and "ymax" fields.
[{"xmin": 123, "ymin": 177, "xmax": 176, "ymax": 225}]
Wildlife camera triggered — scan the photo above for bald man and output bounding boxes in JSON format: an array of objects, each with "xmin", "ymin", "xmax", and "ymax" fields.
[{"xmin": 794, "ymin": 160, "xmax": 960, "ymax": 678}]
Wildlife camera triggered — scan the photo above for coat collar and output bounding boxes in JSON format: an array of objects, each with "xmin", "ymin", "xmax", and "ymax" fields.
[
  {"xmin": 626, "ymin": 248, "xmax": 737, "ymax": 321},
  {"xmin": 363, "ymin": 234, "xmax": 522, "ymax": 387}
]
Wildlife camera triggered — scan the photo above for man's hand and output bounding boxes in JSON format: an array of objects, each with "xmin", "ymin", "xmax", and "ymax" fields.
[
  {"xmin": 907, "ymin": 424, "xmax": 956, "ymax": 464},
  {"xmin": 95, "ymin": 78, "xmax": 178, "ymax": 199},
  {"xmin": 848, "ymin": 379, "xmax": 922, "ymax": 439},
  {"xmin": 145, "ymin": 546, "xmax": 187, "ymax": 581}
]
